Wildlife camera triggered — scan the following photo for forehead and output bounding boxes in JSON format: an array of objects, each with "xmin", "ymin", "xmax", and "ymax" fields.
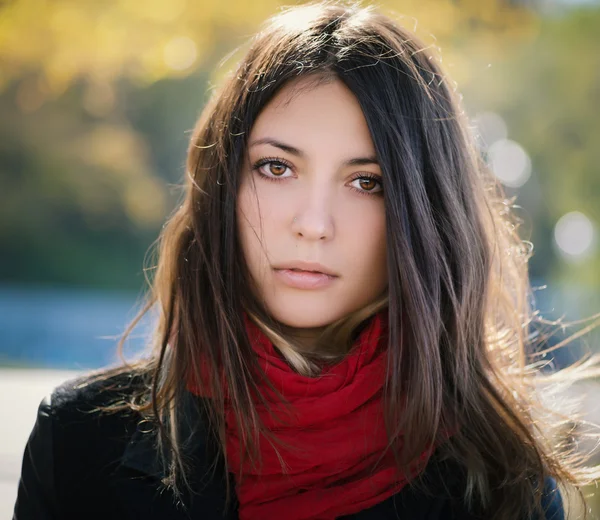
[{"xmin": 249, "ymin": 76, "xmax": 375, "ymax": 153}]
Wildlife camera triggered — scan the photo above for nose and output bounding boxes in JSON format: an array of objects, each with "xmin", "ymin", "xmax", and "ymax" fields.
[{"xmin": 291, "ymin": 194, "xmax": 334, "ymax": 241}]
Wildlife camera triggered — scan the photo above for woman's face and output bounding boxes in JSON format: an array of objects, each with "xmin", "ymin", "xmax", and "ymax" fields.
[{"xmin": 237, "ymin": 76, "xmax": 387, "ymax": 335}]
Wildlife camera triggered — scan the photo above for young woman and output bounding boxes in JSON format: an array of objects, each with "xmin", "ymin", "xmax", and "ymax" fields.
[{"xmin": 13, "ymin": 2, "xmax": 600, "ymax": 519}]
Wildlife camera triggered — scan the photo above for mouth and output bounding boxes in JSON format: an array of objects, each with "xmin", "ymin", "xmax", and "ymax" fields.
[
  {"xmin": 284, "ymin": 267, "xmax": 329, "ymax": 275},
  {"xmin": 272, "ymin": 261, "xmax": 339, "ymax": 277},
  {"xmin": 272, "ymin": 267, "xmax": 338, "ymax": 290}
]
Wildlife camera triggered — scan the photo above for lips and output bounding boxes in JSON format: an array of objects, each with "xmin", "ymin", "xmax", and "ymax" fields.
[
  {"xmin": 272, "ymin": 261, "xmax": 339, "ymax": 277},
  {"xmin": 273, "ymin": 268, "xmax": 338, "ymax": 290}
]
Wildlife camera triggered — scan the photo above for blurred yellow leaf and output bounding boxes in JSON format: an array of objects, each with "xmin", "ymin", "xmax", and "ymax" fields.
[{"xmin": 0, "ymin": 0, "xmax": 536, "ymax": 96}]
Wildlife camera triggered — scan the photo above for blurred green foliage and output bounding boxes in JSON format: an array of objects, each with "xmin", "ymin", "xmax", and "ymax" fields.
[
  {"xmin": 462, "ymin": 6, "xmax": 600, "ymax": 289},
  {"xmin": 0, "ymin": 0, "xmax": 598, "ymax": 298},
  {"xmin": 0, "ymin": 0, "xmax": 535, "ymax": 92}
]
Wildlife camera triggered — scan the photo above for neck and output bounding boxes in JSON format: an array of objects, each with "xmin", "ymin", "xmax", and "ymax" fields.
[{"xmin": 276, "ymin": 323, "xmax": 327, "ymax": 352}]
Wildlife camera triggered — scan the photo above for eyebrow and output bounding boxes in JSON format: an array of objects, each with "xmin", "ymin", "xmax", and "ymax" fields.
[{"xmin": 249, "ymin": 137, "xmax": 379, "ymax": 167}]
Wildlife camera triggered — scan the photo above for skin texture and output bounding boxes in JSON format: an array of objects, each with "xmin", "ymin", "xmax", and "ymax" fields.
[{"xmin": 237, "ymin": 76, "xmax": 388, "ymax": 349}]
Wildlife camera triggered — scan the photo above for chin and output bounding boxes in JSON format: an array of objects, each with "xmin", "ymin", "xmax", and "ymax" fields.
[{"xmin": 267, "ymin": 306, "xmax": 343, "ymax": 329}]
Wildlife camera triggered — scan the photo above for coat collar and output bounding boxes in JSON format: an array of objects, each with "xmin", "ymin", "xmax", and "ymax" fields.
[
  {"xmin": 119, "ymin": 390, "xmax": 239, "ymax": 517},
  {"xmin": 119, "ymin": 390, "xmax": 222, "ymax": 479},
  {"xmin": 120, "ymin": 418, "xmax": 165, "ymax": 479}
]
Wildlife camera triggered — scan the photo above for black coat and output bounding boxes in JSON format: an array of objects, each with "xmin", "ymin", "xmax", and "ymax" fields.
[{"xmin": 13, "ymin": 371, "xmax": 565, "ymax": 520}]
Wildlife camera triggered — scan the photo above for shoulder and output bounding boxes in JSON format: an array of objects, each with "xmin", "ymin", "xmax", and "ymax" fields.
[
  {"xmin": 48, "ymin": 367, "xmax": 147, "ymax": 418},
  {"xmin": 37, "ymin": 368, "xmax": 149, "ymax": 463},
  {"xmin": 38, "ymin": 368, "xmax": 150, "ymax": 470},
  {"xmin": 14, "ymin": 368, "xmax": 154, "ymax": 518},
  {"xmin": 394, "ymin": 454, "xmax": 566, "ymax": 520}
]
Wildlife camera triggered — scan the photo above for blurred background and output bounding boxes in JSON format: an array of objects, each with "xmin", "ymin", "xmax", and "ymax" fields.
[{"xmin": 1, "ymin": 0, "xmax": 600, "ymax": 516}]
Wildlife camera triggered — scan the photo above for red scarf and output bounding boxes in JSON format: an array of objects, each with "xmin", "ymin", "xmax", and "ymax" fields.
[{"xmin": 187, "ymin": 311, "xmax": 435, "ymax": 520}]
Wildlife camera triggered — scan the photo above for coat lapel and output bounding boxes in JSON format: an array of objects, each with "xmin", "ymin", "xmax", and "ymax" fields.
[{"xmin": 119, "ymin": 391, "xmax": 239, "ymax": 518}]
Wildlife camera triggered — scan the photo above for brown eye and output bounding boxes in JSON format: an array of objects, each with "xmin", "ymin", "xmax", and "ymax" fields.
[
  {"xmin": 269, "ymin": 162, "xmax": 287, "ymax": 176},
  {"xmin": 349, "ymin": 174, "xmax": 383, "ymax": 196},
  {"xmin": 252, "ymin": 158, "xmax": 292, "ymax": 180},
  {"xmin": 359, "ymin": 178, "xmax": 377, "ymax": 191}
]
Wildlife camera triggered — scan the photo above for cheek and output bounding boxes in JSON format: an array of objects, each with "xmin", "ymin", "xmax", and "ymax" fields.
[
  {"xmin": 236, "ymin": 181, "xmax": 276, "ymax": 277},
  {"xmin": 237, "ymin": 183, "xmax": 259, "ymax": 250},
  {"xmin": 237, "ymin": 181, "xmax": 256, "ymax": 231},
  {"xmin": 347, "ymin": 206, "xmax": 387, "ymax": 280},
  {"xmin": 237, "ymin": 177, "xmax": 279, "ymax": 227},
  {"xmin": 348, "ymin": 204, "xmax": 386, "ymax": 250}
]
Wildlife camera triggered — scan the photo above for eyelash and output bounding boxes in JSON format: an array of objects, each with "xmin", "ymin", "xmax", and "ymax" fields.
[{"xmin": 251, "ymin": 156, "xmax": 383, "ymax": 196}]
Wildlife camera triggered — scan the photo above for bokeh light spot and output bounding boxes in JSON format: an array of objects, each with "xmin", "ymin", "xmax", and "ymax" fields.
[
  {"xmin": 554, "ymin": 211, "xmax": 596, "ymax": 260},
  {"xmin": 488, "ymin": 139, "xmax": 532, "ymax": 188},
  {"xmin": 475, "ymin": 111, "xmax": 508, "ymax": 147},
  {"xmin": 163, "ymin": 36, "xmax": 197, "ymax": 71}
]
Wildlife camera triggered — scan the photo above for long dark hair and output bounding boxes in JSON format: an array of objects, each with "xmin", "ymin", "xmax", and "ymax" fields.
[{"xmin": 90, "ymin": 3, "xmax": 600, "ymax": 519}]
